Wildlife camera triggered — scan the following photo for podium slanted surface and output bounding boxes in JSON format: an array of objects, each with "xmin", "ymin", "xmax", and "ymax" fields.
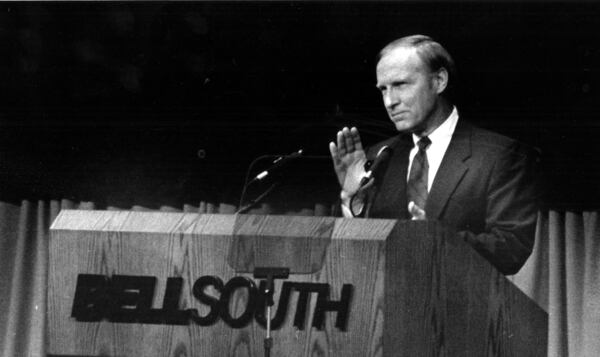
[{"xmin": 48, "ymin": 210, "xmax": 547, "ymax": 356}]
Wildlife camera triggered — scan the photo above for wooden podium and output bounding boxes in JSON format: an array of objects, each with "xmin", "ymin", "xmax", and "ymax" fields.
[{"xmin": 48, "ymin": 210, "xmax": 547, "ymax": 356}]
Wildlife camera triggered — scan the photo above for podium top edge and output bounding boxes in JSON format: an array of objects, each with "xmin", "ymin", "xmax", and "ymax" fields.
[{"xmin": 49, "ymin": 210, "xmax": 401, "ymax": 238}]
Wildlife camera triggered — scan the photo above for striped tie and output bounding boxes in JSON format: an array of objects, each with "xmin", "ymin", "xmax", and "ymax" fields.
[{"xmin": 407, "ymin": 136, "xmax": 431, "ymax": 211}]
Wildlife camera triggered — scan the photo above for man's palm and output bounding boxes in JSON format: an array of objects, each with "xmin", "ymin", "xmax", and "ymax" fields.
[{"xmin": 329, "ymin": 127, "xmax": 367, "ymax": 196}]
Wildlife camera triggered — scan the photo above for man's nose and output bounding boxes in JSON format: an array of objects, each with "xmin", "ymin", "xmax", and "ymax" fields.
[{"xmin": 383, "ymin": 90, "xmax": 399, "ymax": 109}]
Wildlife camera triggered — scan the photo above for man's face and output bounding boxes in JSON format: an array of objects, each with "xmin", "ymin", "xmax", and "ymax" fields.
[{"xmin": 376, "ymin": 47, "xmax": 441, "ymax": 135}]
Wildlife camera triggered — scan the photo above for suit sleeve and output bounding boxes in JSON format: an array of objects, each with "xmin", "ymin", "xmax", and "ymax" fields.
[{"xmin": 458, "ymin": 142, "xmax": 541, "ymax": 275}]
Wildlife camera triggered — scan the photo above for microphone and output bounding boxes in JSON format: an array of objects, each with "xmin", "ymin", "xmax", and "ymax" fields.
[
  {"xmin": 249, "ymin": 149, "xmax": 303, "ymax": 185},
  {"xmin": 359, "ymin": 145, "xmax": 393, "ymax": 187}
]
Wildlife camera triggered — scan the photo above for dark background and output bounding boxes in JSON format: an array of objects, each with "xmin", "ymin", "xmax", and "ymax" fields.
[{"xmin": 0, "ymin": 1, "xmax": 598, "ymax": 210}]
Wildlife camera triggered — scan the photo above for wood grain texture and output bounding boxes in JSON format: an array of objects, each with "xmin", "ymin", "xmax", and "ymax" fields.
[
  {"xmin": 48, "ymin": 211, "xmax": 390, "ymax": 356},
  {"xmin": 384, "ymin": 220, "xmax": 547, "ymax": 357},
  {"xmin": 228, "ymin": 214, "xmax": 337, "ymax": 273},
  {"xmin": 48, "ymin": 211, "xmax": 546, "ymax": 357}
]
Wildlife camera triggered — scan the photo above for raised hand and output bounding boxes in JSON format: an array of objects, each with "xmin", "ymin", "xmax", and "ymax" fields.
[{"xmin": 328, "ymin": 127, "xmax": 367, "ymax": 197}]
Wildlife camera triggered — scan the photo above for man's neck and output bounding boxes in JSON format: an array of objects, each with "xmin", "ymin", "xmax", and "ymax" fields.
[{"xmin": 414, "ymin": 100, "xmax": 453, "ymax": 138}]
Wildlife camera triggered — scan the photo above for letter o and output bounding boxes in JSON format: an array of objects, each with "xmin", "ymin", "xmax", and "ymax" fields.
[{"xmin": 219, "ymin": 276, "xmax": 258, "ymax": 328}]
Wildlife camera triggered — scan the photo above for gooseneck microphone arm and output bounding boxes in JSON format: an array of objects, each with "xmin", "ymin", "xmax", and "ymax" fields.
[
  {"xmin": 237, "ymin": 154, "xmax": 276, "ymax": 213},
  {"xmin": 249, "ymin": 149, "xmax": 303, "ymax": 185},
  {"xmin": 236, "ymin": 149, "xmax": 303, "ymax": 214},
  {"xmin": 235, "ymin": 182, "xmax": 280, "ymax": 214}
]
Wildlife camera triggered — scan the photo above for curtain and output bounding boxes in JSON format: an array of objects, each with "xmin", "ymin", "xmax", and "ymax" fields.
[
  {"xmin": 0, "ymin": 202, "xmax": 598, "ymax": 357},
  {"xmin": 511, "ymin": 211, "xmax": 600, "ymax": 357}
]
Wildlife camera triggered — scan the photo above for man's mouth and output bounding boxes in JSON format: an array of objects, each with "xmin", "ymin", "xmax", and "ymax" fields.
[{"xmin": 390, "ymin": 112, "xmax": 407, "ymax": 120}]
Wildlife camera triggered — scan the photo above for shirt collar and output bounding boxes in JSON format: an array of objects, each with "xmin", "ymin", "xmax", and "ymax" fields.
[{"xmin": 412, "ymin": 106, "xmax": 459, "ymax": 146}]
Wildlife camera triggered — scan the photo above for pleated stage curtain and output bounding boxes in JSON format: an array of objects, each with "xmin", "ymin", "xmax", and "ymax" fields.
[
  {"xmin": 510, "ymin": 211, "xmax": 600, "ymax": 357},
  {"xmin": 0, "ymin": 202, "xmax": 598, "ymax": 357}
]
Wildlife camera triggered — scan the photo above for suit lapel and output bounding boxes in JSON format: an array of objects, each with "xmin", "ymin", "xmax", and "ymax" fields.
[{"xmin": 426, "ymin": 120, "xmax": 472, "ymax": 220}]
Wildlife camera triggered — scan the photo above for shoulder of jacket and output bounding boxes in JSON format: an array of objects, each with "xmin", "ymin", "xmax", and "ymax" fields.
[{"xmin": 463, "ymin": 121, "xmax": 539, "ymax": 159}]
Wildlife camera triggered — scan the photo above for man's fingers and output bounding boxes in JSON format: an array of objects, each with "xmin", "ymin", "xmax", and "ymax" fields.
[
  {"xmin": 329, "ymin": 141, "xmax": 337, "ymax": 157},
  {"xmin": 334, "ymin": 126, "xmax": 364, "ymax": 158},
  {"xmin": 336, "ymin": 130, "xmax": 346, "ymax": 155},
  {"xmin": 342, "ymin": 127, "xmax": 355, "ymax": 153},
  {"xmin": 329, "ymin": 141, "xmax": 341, "ymax": 165},
  {"xmin": 408, "ymin": 201, "xmax": 426, "ymax": 220},
  {"xmin": 350, "ymin": 127, "xmax": 363, "ymax": 151}
]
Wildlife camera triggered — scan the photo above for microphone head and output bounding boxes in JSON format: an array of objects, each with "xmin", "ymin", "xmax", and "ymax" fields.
[
  {"xmin": 368, "ymin": 145, "xmax": 393, "ymax": 176},
  {"xmin": 365, "ymin": 145, "xmax": 392, "ymax": 171},
  {"xmin": 360, "ymin": 145, "xmax": 393, "ymax": 187},
  {"xmin": 376, "ymin": 145, "xmax": 392, "ymax": 160},
  {"xmin": 376, "ymin": 145, "xmax": 391, "ymax": 157}
]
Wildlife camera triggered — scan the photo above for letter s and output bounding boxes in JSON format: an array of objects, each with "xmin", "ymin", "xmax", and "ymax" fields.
[{"xmin": 190, "ymin": 276, "xmax": 223, "ymax": 326}]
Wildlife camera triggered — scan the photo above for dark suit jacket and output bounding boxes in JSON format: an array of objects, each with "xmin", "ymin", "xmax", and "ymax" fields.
[{"xmin": 364, "ymin": 119, "xmax": 540, "ymax": 275}]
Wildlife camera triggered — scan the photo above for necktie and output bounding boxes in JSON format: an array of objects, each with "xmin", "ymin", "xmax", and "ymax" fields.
[{"xmin": 407, "ymin": 136, "xmax": 431, "ymax": 211}]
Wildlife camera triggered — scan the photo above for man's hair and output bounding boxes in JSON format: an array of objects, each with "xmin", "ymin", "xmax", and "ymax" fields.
[{"xmin": 377, "ymin": 35, "xmax": 457, "ymax": 99}]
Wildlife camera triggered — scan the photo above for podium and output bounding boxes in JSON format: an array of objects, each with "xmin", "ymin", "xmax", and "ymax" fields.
[{"xmin": 47, "ymin": 210, "xmax": 547, "ymax": 356}]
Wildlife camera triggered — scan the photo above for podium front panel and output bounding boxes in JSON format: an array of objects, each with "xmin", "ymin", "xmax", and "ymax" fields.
[{"xmin": 48, "ymin": 211, "xmax": 395, "ymax": 357}]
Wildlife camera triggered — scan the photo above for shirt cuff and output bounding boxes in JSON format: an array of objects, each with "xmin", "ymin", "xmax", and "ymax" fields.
[{"xmin": 340, "ymin": 190, "xmax": 353, "ymax": 217}]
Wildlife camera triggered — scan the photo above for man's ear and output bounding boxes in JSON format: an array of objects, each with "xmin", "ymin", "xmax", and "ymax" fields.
[{"xmin": 433, "ymin": 67, "xmax": 449, "ymax": 94}]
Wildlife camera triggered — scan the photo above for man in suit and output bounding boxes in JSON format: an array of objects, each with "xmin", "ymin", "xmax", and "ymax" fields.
[{"xmin": 329, "ymin": 35, "xmax": 539, "ymax": 275}]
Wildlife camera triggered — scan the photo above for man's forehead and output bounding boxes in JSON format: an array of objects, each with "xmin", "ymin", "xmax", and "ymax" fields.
[
  {"xmin": 376, "ymin": 47, "xmax": 427, "ymax": 81},
  {"xmin": 377, "ymin": 46, "xmax": 424, "ymax": 71}
]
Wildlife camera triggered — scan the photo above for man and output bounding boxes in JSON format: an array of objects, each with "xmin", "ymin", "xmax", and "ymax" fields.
[{"xmin": 329, "ymin": 35, "xmax": 539, "ymax": 275}]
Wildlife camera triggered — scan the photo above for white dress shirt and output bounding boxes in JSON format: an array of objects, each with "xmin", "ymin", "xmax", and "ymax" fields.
[{"xmin": 408, "ymin": 106, "xmax": 459, "ymax": 191}]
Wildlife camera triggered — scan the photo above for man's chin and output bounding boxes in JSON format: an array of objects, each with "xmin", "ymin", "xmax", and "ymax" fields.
[{"xmin": 393, "ymin": 121, "xmax": 416, "ymax": 133}]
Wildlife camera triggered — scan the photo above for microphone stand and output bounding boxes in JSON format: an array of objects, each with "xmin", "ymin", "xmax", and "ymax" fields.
[
  {"xmin": 237, "ymin": 154, "xmax": 278, "ymax": 213},
  {"xmin": 235, "ymin": 182, "xmax": 279, "ymax": 214},
  {"xmin": 253, "ymin": 267, "xmax": 290, "ymax": 357}
]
